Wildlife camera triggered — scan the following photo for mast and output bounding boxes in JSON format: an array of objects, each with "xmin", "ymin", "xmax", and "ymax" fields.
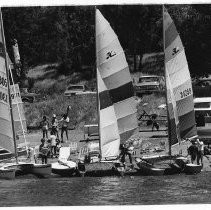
[
  {"xmin": 162, "ymin": 5, "xmax": 171, "ymax": 156},
  {"xmin": 0, "ymin": 8, "xmax": 18, "ymax": 163},
  {"xmin": 95, "ymin": 6, "xmax": 102, "ymax": 160}
]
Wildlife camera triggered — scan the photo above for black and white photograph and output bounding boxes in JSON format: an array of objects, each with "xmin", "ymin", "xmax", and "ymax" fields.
[{"xmin": 0, "ymin": 0, "xmax": 211, "ymax": 207}]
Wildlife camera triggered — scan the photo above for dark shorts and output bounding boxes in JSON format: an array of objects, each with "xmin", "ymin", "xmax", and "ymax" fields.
[{"xmin": 61, "ymin": 126, "xmax": 68, "ymax": 131}]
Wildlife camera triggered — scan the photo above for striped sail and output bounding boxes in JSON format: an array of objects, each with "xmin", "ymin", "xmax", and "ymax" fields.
[
  {"xmin": 0, "ymin": 16, "xmax": 15, "ymax": 155},
  {"xmin": 164, "ymin": 8, "xmax": 197, "ymax": 147},
  {"xmin": 10, "ymin": 84, "xmax": 27, "ymax": 135},
  {"xmin": 96, "ymin": 9, "xmax": 138, "ymax": 159}
]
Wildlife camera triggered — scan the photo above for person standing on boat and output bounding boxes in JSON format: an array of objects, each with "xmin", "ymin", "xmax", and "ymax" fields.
[
  {"xmin": 49, "ymin": 130, "xmax": 57, "ymax": 158},
  {"xmin": 60, "ymin": 114, "xmax": 70, "ymax": 143},
  {"xmin": 51, "ymin": 114, "xmax": 59, "ymax": 138},
  {"xmin": 40, "ymin": 116, "xmax": 49, "ymax": 139},
  {"xmin": 39, "ymin": 138, "xmax": 50, "ymax": 164},
  {"xmin": 119, "ymin": 143, "xmax": 134, "ymax": 168},
  {"xmin": 196, "ymin": 139, "xmax": 204, "ymax": 166},
  {"xmin": 187, "ymin": 140, "xmax": 198, "ymax": 164}
]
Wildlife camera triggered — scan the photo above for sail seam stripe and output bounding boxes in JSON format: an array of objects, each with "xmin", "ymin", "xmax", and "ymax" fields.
[
  {"xmin": 98, "ymin": 50, "xmax": 125, "ymax": 66},
  {"xmin": 96, "ymin": 36, "xmax": 119, "ymax": 54}
]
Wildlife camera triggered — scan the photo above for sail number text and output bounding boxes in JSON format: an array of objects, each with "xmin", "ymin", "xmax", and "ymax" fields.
[
  {"xmin": 180, "ymin": 88, "xmax": 192, "ymax": 99},
  {"xmin": 0, "ymin": 75, "xmax": 7, "ymax": 88}
]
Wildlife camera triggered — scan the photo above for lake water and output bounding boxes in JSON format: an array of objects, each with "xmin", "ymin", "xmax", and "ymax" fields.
[{"xmin": 0, "ymin": 172, "xmax": 211, "ymax": 206}]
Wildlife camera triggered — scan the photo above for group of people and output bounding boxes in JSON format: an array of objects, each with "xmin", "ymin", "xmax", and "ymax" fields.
[
  {"xmin": 187, "ymin": 138, "xmax": 204, "ymax": 166},
  {"xmin": 40, "ymin": 112, "xmax": 70, "ymax": 143},
  {"xmin": 38, "ymin": 130, "xmax": 61, "ymax": 164},
  {"xmin": 38, "ymin": 107, "xmax": 71, "ymax": 164}
]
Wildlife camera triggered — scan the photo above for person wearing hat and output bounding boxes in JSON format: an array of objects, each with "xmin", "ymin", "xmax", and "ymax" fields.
[
  {"xmin": 51, "ymin": 114, "xmax": 59, "ymax": 138},
  {"xmin": 187, "ymin": 139, "xmax": 198, "ymax": 164}
]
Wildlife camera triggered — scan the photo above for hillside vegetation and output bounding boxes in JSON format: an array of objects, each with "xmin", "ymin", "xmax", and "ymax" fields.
[
  {"xmin": 25, "ymin": 64, "xmax": 98, "ymax": 129},
  {"xmin": 25, "ymin": 62, "xmax": 167, "ymax": 129}
]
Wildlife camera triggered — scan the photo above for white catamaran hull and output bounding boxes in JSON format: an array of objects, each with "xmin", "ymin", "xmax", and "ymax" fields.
[
  {"xmin": 51, "ymin": 162, "xmax": 77, "ymax": 177},
  {"xmin": 16, "ymin": 163, "xmax": 52, "ymax": 177}
]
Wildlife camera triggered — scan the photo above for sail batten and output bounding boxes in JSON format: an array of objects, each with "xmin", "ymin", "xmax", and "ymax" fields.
[
  {"xmin": 164, "ymin": 7, "xmax": 197, "ymax": 147},
  {"xmin": 96, "ymin": 9, "xmax": 138, "ymax": 159},
  {"xmin": 10, "ymin": 84, "xmax": 27, "ymax": 134}
]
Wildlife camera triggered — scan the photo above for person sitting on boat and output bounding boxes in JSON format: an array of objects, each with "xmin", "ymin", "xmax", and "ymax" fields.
[
  {"xmin": 51, "ymin": 114, "xmax": 59, "ymax": 138},
  {"xmin": 187, "ymin": 140, "xmax": 198, "ymax": 164},
  {"xmin": 39, "ymin": 138, "xmax": 50, "ymax": 164},
  {"xmin": 196, "ymin": 139, "xmax": 204, "ymax": 166},
  {"xmin": 40, "ymin": 116, "xmax": 49, "ymax": 139},
  {"xmin": 49, "ymin": 130, "xmax": 57, "ymax": 158}
]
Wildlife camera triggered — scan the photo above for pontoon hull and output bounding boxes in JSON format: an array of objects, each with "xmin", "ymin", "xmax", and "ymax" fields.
[
  {"xmin": 51, "ymin": 162, "xmax": 76, "ymax": 177},
  {"xmin": 18, "ymin": 163, "xmax": 52, "ymax": 177},
  {"xmin": 82, "ymin": 162, "xmax": 122, "ymax": 177},
  {"xmin": 136, "ymin": 161, "xmax": 165, "ymax": 176},
  {"xmin": 184, "ymin": 163, "xmax": 202, "ymax": 175},
  {"xmin": 0, "ymin": 168, "xmax": 16, "ymax": 179}
]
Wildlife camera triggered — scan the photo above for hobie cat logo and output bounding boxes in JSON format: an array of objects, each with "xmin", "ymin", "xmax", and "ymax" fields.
[
  {"xmin": 106, "ymin": 51, "xmax": 116, "ymax": 60},
  {"xmin": 172, "ymin": 47, "xmax": 179, "ymax": 56}
]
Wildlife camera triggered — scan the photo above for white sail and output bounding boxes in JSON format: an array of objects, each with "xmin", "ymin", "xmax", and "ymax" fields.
[
  {"xmin": 164, "ymin": 7, "xmax": 197, "ymax": 148},
  {"xmin": 0, "ymin": 14, "xmax": 15, "ymax": 157},
  {"xmin": 96, "ymin": 9, "xmax": 138, "ymax": 159}
]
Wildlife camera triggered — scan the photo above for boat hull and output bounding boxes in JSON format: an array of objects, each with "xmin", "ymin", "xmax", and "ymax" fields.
[
  {"xmin": 51, "ymin": 162, "xmax": 76, "ymax": 177},
  {"xmin": 30, "ymin": 164, "xmax": 52, "ymax": 177},
  {"xmin": 136, "ymin": 161, "xmax": 165, "ymax": 176},
  {"xmin": 82, "ymin": 161, "xmax": 122, "ymax": 177},
  {"xmin": 18, "ymin": 163, "xmax": 52, "ymax": 177},
  {"xmin": 184, "ymin": 163, "xmax": 202, "ymax": 175},
  {"xmin": 0, "ymin": 168, "xmax": 16, "ymax": 179}
]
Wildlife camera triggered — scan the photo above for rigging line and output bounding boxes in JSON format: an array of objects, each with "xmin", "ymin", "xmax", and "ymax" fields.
[{"xmin": 9, "ymin": 65, "xmax": 28, "ymax": 150}]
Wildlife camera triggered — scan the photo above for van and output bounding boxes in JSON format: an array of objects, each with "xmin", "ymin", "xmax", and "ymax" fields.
[{"xmin": 194, "ymin": 97, "xmax": 211, "ymax": 127}]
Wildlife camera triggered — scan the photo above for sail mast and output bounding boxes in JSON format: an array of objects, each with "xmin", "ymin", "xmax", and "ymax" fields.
[
  {"xmin": 0, "ymin": 8, "xmax": 18, "ymax": 163},
  {"xmin": 95, "ymin": 7, "xmax": 102, "ymax": 160},
  {"xmin": 162, "ymin": 5, "xmax": 171, "ymax": 156}
]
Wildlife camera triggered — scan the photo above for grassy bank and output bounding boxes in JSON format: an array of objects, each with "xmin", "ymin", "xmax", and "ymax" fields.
[
  {"xmin": 24, "ymin": 60, "xmax": 167, "ymax": 129},
  {"xmin": 25, "ymin": 64, "xmax": 97, "ymax": 128}
]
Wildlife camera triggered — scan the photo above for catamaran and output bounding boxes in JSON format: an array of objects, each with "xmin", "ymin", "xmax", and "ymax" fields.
[
  {"xmin": 0, "ymin": 8, "xmax": 51, "ymax": 178},
  {"xmin": 136, "ymin": 6, "xmax": 202, "ymax": 175},
  {"xmin": 78, "ymin": 9, "xmax": 138, "ymax": 176}
]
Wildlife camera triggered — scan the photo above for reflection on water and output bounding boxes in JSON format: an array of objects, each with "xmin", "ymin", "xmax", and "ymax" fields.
[{"xmin": 0, "ymin": 173, "xmax": 211, "ymax": 206}]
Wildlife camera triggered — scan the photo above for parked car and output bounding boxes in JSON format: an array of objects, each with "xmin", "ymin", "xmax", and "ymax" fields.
[
  {"xmin": 134, "ymin": 75, "xmax": 165, "ymax": 95},
  {"xmin": 20, "ymin": 88, "xmax": 38, "ymax": 103},
  {"xmin": 64, "ymin": 85, "xmax": 96, "ymax": 97},
  {"xmin": 194, "ymin": 97, "xmax": 211, "ymax": 127}
]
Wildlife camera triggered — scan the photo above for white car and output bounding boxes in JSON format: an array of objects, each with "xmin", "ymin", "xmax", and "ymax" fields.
[
  {"xmin": 194, "ymin": 97, "xmax": 211, "ymax": 113},
  {"xmin": 194, "ymin": 97, "xmax": 211, "ymax": 127},
  {"xmin": 64, "ymin": 85, "xmax": 96, "ymax": 97}
]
